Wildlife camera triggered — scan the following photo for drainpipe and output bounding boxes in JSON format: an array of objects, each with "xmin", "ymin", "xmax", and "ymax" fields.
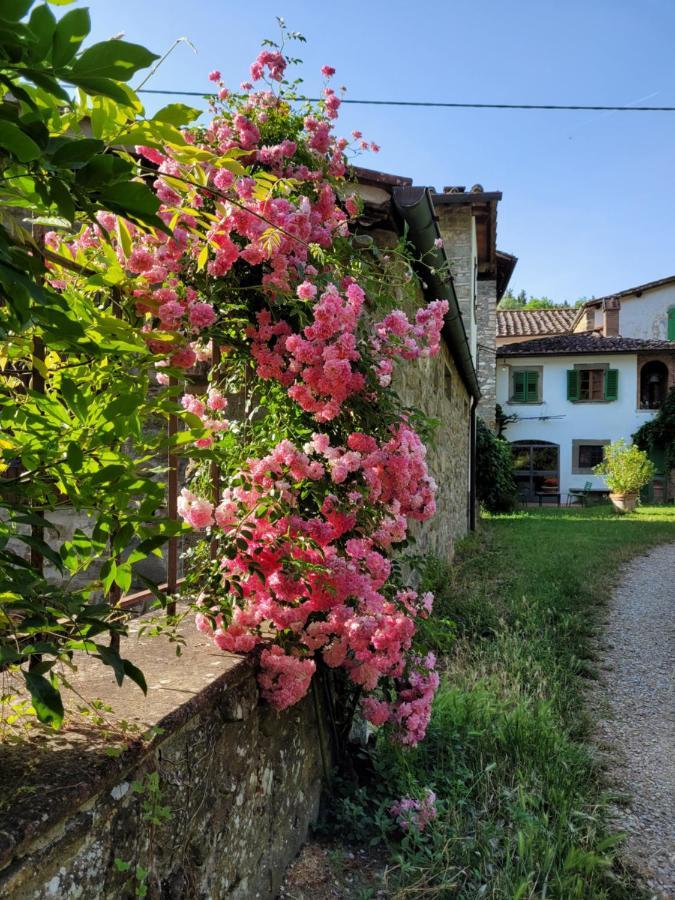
[{"xmin": 469, "ymin": 400, "xmax": 477, "ymax": 531}]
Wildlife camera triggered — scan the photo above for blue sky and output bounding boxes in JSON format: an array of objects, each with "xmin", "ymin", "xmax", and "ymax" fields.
[{"xmin": 85, "ymin": 0, "xmax": 675, "ymax": 303}]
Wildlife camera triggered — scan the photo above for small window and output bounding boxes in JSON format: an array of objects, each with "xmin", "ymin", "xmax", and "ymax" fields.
[
  {"xmin": 572, "ymin": 439, "xmax": 610, "ymax": 474},
  {"xmin": 510, "ymin": 368, "xmax": 541, "ymax": 403},
  {"xmin": 579, "ymin": 369, "xmax": 604, "ymax": 401},
  {"xmin": 668, "ymin": 307, "xmax": 675, "ymax": 341},
  {"xmin": 567, "ymin": 367, "xmax": 618, "ymax": 402}
]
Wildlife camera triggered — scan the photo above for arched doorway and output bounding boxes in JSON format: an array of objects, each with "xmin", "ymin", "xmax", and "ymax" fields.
[
  {"xmin": 511, "ymin": 440, "xmax": 560, "ymax": 502},
  {"xmin": 639, "ymin": 360, "xmax": 668, "ymax": 409}
]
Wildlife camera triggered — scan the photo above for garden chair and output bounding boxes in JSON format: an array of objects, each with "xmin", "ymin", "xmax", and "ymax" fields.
[{"xmin": 566, "ymin": 481, "xmax": 593, "ymax": 507}]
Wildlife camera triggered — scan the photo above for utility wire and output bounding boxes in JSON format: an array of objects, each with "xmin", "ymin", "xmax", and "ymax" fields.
[{"xmin": 137, "ymin": 88, "xmax": 675, "ymax": 111}]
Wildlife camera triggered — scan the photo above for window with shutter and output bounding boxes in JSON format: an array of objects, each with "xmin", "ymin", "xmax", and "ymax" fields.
[
  {"xmin": 510, "ymin": 369, "xmax": 540, "ymax": 403},
  {"xmin": 567, "ymin": 369, "xmax": 579, "ymax": 401},
  {"xmin": 604, "ymin": 368, "xmax": 619, "ymax": 400},
  {"xmin": 569, "ymin": 367, "xmax": 615, "ymax": 401},
  {"xmin": 668, "ymin": 307, "xmax": 675, "ymax": 341},
  {"xmin": 525, "ymin": 372, "xmax": 539, "ymax": 402}
]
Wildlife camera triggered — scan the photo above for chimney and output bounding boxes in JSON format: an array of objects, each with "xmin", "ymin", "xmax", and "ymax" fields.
[
  {"xmin": 581, "ymin": 307, "xmax": 595, "ymax": 331},
  {"xmin": 602, "ymin": 297, "xmax": 620, "ymax": 336}
]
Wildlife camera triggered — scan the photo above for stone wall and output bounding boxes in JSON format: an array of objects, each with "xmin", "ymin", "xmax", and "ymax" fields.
[
  {"xmin": 379, "ymin": 225, "xmax": 472, "ymax": 561},
  {"xmin": 0, "ymin": 623, "xmax": 328, "ymax": 900},
  {"xmin": 394, "ymin": 343, "xmax": 471, "ymax": 561},
  {"xmin": 476, "ymin": 280, "xmax": 497, "ymax": 427}
]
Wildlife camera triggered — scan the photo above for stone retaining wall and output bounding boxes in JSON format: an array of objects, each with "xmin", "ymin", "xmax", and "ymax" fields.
[{"xmin": 0, "ymin": 623, "xmax": 328, "ymax": 900}]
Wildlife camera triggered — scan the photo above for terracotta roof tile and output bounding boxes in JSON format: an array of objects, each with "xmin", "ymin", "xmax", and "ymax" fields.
[
  {"xmin": 497, "ymin": 308, "xmax": 577, "ymax": 337},
  {"xmin": 497, "ymin": 334, "xmax": 675, "ymax": 356}
]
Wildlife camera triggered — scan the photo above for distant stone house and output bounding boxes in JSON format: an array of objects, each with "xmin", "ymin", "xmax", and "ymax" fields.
[{"xmin": 351, "ymin": 169, "xmax": 516, "ymax": 554}]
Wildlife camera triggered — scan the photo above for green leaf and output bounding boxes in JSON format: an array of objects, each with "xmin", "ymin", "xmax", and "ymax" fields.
[
  {"xmin": 47, "ymin": 177, "xmax": 75, "ymax": 221},
  {"xmin": 66, "ymin": 440, "xmax": 83, "ymax": 470},
  {"xmin": 70, "ymin": 40, "xmax": 159, "ymax": 82},
  {"xmin": 152, "ymin": 103, "xmax": 202, "ymax": 127},
  {"xmin": 100, "ymin": 558, "xmax": 117, "ymax": 593},
  {"xmin": 27, "ymin": 4, "xmax": 57, "ymax": 58},
  {"xmin": 0, "ymin": 122, "xmax": 41, "ymax": 162},
  {"xmin": 66, "ymin": 75, "xmax": 136, "ymax": 106},
  {"xmin": 51, "ymin": 137, "xmax": 104, "ymax": 167},
  {"xmin": 0, "ymin": 0, "xmax": 32, "ymax": 22},
  {"xmin": 98, "ymin": 180, "xmax": 161, "ymax": 223},
  {"xmin": 52, "ymin": 6, "xmax": 90, "ymax": 67},
  {"xmin": 103, "ymin": 391, "xmax": 141, "ymax": 420},
  {"xmin": 75, "ymin": 153, "xmax": 131, "ymax": 189},
  {"xmin": 24, "ymin": 670, "xmax": 64, "ymax": 729},
  {"xmin": 123, "ymin": 658, "xmax": 147, "ymax": 694},
  {"xmin": 60, "ymin": 376, "xmax": 87, "ymax": 420}
]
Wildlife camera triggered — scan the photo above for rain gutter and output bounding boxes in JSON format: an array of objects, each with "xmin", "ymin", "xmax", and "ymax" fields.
[{"xmin": 391, "ymin": 186, "xmax": 480, "ymax": 400}]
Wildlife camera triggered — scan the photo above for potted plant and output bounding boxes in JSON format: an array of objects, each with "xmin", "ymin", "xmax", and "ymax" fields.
[{"xmin": 593, "ymin": 440, "xmax": 655, "ymax": 513}]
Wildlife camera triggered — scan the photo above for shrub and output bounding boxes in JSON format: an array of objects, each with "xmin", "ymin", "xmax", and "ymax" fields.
[
  {"xmin": 476, "ymin": 418, "xmax": 518, "ymax": 512},
  {"xmin": 593, "ymin": 439, "xmax": 655, "ymax": 494}
]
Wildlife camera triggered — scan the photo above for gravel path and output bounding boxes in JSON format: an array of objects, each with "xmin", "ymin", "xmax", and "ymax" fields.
[{"xmin": 593, "ymin": 542, "xmax": 675, "ymax": 898}]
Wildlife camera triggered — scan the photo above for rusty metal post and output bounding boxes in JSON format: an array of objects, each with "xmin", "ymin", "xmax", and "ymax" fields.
[
  {"xmin": 108, "ymin": 288, "xmax": 123, "ymax": 650},
  {"xmin": 166, "ymin": 376, "xmax": 179, "ymax": 617},
  {"xmin": 210, "ymin": 341, "xmax": 221, "ymax": 561},
  {"xmin": 29, "ymin": 335, "xmax": 45, "ymax": 574}
]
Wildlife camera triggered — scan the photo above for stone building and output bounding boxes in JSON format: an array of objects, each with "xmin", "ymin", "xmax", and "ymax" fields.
[{"xmin": 351, "ymin": 169, "xmax": 516, "ymax": 556}]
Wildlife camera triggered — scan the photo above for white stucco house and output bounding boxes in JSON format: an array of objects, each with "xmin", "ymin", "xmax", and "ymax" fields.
[
  {"xmin": 496, "ymin": 332, "xmax": 675, "ymax": 503},
  {"xmin": 570, "ymin": 274, "xmax": 675, "ymax": 342}
]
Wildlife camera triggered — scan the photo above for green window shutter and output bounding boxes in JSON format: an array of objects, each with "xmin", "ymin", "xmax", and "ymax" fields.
[
  {"xmin": 604, "ymin": 368, "xmax": 619, "ymax": 400},
  {"xmin": 567, "ymin": 369, "xmax": 579, "ymax": 401},
  {"xmin": 512, "ymin": 371, "xmax": 526, "ymax": 402},
  {"xmin": 668, "ymin": 308, "xmax": 675, "ymax": 341},
  {"xmin": 525, "ymin": 371, "xmax": 539, "ymax": 402}
]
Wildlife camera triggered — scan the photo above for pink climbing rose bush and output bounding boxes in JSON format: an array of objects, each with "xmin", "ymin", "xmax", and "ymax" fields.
[{"xmin": 47, "ymin": 25, "xmax": 449, "ymax": 746}]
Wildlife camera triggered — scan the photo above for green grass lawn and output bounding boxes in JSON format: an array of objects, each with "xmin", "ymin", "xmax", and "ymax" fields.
[{"xmin": 332, "ymin": 505, "xmax": 675, "ymax": 899}]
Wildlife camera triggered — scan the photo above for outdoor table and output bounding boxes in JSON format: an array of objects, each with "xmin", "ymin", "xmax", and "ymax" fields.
[{"xmin": 535, "ymin": 491, "xmax": 561, "ymax": 507}]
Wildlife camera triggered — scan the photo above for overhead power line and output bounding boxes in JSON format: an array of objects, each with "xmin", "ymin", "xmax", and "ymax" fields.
[{"xmin": 137, "ymin": 89, "xmax": 675, "ymax": 111}]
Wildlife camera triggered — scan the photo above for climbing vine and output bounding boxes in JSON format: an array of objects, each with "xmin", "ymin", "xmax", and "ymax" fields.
[{"xmin": 7, "ymin": 12, "xmax": 451, "ymax": 744}]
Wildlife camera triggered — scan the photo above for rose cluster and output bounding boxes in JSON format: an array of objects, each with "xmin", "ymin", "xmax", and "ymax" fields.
[{"xmin": 48, "ymin": 46, "xmax": 449, "ymax": 746}]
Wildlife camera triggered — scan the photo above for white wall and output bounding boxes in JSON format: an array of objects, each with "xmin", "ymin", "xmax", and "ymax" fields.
[
  {"xmin": 617, "ymin": 284, "xmax": 675, "ymax": 340},
  {"xmin": 497, "ymin": 353, "xmax": 658, "ymax": 497}
]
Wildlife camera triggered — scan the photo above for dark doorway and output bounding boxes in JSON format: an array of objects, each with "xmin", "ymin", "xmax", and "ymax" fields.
[{"xmin": 511, "ymin": 440, "xmax": 560, "ymax": 502}]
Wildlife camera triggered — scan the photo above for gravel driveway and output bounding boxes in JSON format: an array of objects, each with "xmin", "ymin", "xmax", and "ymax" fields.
[{"xmin": 593, "ymin": 542, "xmax": 675, "ymax": 898}]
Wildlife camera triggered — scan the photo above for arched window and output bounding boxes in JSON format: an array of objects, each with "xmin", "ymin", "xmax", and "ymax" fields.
[{"xmin": 639, "ymin": 360, "xmax": 668, "ymax": 409}]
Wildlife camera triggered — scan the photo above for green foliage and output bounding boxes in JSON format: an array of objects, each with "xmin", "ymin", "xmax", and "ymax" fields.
[
  {"xmin": 475, "ymin": 417, "xmax": 518, "ymax": 512},
  {"xmin": 0, "ymin": 1, "xmax": 198, "ymax": 724},
  {"xmin": 593, "ymin": 439, "xmax": 655, "ymax": 495},
  {"xmin": 326, "ymin": 507, "xmax": 675, "ymax": 899},
  {"xmin": 499, "ymin": 288, "xmax": 585, "ymax": 310},
  {"xmin": 633, "ymin": 385, "xmax": 675, "ymax": 471}
]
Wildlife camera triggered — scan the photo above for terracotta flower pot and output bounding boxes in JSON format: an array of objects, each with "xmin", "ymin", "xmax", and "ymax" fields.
[{"xmin": 609, "ymin": 491, "xmax": 638, "ymax": 513}]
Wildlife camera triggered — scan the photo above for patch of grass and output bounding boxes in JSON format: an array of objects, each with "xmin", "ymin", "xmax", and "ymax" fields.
[{"xmin": 329, "ymin": 505, "xmax": 675, "ymax": 899}]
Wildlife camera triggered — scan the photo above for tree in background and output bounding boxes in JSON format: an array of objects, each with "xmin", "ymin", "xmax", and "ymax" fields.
[{"xmin": 499, "ymin": 289, "xmax": 587, "ymax": 309}]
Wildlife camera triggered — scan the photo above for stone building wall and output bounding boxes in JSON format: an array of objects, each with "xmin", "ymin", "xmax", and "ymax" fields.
[
  {"xmin": 379, "ymin": 227, "xmax": 472, "ymax": 561},
  {"xmin": 394, "ymin": 343, "xmax": 471, "ymax": 561},
  {"xmin": 476, "ymin": 280, "xmax": 497, "ymax": 427}
]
